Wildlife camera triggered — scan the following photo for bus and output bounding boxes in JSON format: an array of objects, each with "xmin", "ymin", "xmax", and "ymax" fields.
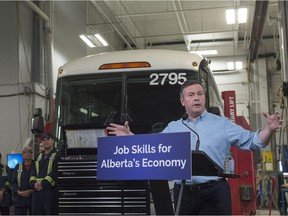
[
  {"xmin": 54, "ymin": 49, "xmax": 224, "ymax": 214},
  {"xmin": 54, "ymin": 49, "xmax": 223, "ymax": 149}
]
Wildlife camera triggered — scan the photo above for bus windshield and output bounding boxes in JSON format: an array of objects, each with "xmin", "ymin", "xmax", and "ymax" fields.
[{"xmin": 56, "ymin": 69, "xmax": 198, "ymax": 134}]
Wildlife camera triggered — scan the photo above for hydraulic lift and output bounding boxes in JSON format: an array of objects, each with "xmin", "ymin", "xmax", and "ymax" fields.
[{"xmin": 222, "ymin": 91, "xmax": 258, "ymax": 215}]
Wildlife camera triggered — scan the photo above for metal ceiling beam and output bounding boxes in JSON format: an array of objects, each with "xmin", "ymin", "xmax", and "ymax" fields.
[
  {"xmin": 131, "ymin": 29, "xmax": 249, "ymax": 39},
  {"xmin": 103, "ymin": 0, "xmax": 146, "ymax": 49},
  {"xmin": 24, "ymin": 0, "xmax": 49, "ymax": 22},
  {"xmin": 145, "ymin": 35, "xmax": 276, "ymax": 47},
  {"xmin": 116, "ymin": 4, "xmax": 256, "ymax": 18},
  {"xmin": 90, "ymin": 0, "xmax": 134, "ymax": 49},
  {"xmin": 248, "ymin": 0, "xmax": 269, "ymax": 62},
  {"xmin": 172, "ymin": 0, "xmax": 191, "ymax": 50},
  {"xmin": 232, "ymin": 0, "xmax": 240, "ymax": 49}
]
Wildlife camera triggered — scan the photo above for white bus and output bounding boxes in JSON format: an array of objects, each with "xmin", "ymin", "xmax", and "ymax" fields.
[
  {"xmin": 54, "ymin": 49, "xmax": 223, "ymax": 153},
  {"xmin": 54, "ymin": 49, "xmax": 224, "ymax": 214}
]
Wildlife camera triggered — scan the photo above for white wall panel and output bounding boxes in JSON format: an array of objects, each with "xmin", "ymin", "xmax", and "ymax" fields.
[
  {"xmin": 0, "ymin": 2, "xmax": 18, "ymax": 84},
  {"xmin": 18, "ymin": 2, "xmax": 34, "ymax": 84},
  {"xmin": 0, "ymin": 2, "xmax": 34, "ymax": 161},
  {"xmin": 0, "ymin": 84, "xmax": 31, "ymax": 161},
  {"xmin": 52, "ymin": 1, "xmax": 87, "ymax": 92}
]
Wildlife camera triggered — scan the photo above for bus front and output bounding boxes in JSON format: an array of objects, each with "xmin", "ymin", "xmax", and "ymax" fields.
[
  {"xmin": 53, "ymin": 50, "xmax": 223, "ymax": 214},
  {"xmin": 54, "ymin": 50, "xmax": 223, "ymax": 155}
]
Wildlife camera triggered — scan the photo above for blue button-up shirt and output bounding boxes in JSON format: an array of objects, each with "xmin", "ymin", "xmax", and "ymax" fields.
[{"xmin": 161, "ymin": 110, "xmax": 266, "ymax": 184}]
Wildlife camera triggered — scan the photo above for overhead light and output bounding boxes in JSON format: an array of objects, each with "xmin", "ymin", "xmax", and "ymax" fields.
[
  {"xmin": 238, "ymin": 8, "xmax": 248, "ymax": 24},
  {"xmin": 79, "ymin": 34, "xmax": 109, "ymax": 47},
  {"xmin": 226, "ymin": 9, "xmax": 235, "ymax": 24},
  {"xmin": 190, "ymin": 50, "xmax": 218, "ymax": 55},
  {"xmin": 94, "ymin": 34, "xmax": 108, "ymax": 46},
  {"xmin": 235, "ymin": 61, "xmax": 243, "ymax": 69},
  {"xmin": 227, "ymin": 61, "xmax": 243, "ymax": 70},
  {"xmin": 79, "ymin": 35, "xmax": 95, "ymax": 48},
  {"xmin": 226, "ymin": 8, "xmax": 247, "ymax": 24},
  {"xmin": 227, "ymin": 62, "xmax": 235, "ymax": 70}
]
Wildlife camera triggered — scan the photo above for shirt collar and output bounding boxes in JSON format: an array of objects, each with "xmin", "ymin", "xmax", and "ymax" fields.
[{"xmin": 186, "ymin": 109, "xmax": 207, "ymax": 122}]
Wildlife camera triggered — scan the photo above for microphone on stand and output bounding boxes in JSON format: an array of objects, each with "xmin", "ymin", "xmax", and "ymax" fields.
[{"xmin": 181, "ymin": 113, "xmax": 200, "ymax": 151}]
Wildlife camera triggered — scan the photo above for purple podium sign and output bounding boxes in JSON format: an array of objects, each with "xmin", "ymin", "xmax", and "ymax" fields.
[{"xmin": 97, "ymin": 132, "xmax": 191, "ymax": 180}]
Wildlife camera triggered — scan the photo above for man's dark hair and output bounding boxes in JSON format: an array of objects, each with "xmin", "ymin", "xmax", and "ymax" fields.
[{"xmin": 180, "ymin": 80, "xmax": 204, "ymax": 97}]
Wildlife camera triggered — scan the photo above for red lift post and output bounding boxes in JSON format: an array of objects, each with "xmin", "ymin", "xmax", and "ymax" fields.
[{"xmin": 222, "ymin": 91, "xmax": 257, "ymax": 215}]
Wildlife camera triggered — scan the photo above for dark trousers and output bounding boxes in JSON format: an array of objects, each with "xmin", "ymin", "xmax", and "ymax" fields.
[
  {"xmin": 0, "ymin": 207, "xmax": 10, "ymax": 215},
  {"xmin": 174, "ymin": 179, "xmax": 232, "ymax": 215},
  {"xmin": 14, "ymin": 206, "xmax": 32, "ymax": 215},
  {"xmin": 32, "ymin": 189, "xmax": 57, "ymax": 215}
]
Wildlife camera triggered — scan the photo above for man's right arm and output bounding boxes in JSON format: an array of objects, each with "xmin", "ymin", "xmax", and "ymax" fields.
[{"xmin": 106, "ymin": 121, "xmax": 134, "ymax": 136}]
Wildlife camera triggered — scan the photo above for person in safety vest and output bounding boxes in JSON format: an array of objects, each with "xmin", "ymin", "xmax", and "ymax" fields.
[
  {"xmin": 0, "ymin": 152, "xmax": 12, "ymax": 215},
  {"xmin": 12, "ymin": 146, "xmax": 34, "ymax": 215},
  {"xmin": 29, "ymin": 132, "xmax": 59, "ymax": 215}
]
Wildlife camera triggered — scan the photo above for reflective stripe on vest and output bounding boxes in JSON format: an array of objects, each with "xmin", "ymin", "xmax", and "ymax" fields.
[
  {"xmin": 5, "ymin": 181, "xmax": 11, "ymax": 189},
  {"xmin": 35, "ymin": 152, "xmax": 56, "ymax": 176},
  {"xmin": 30, "ymin": 176, "xmax": 37, "ymax": 181},
  {"xmin": 17, "ymin": 164, "xmax": 23, "ymax": 188},
  {"xmin": 44, "ymin": 176, "xmax": 55, "ymax": 186},
  {"xmin": 34, "ymin": 152, "xmax": 56, "ymax": 186}
]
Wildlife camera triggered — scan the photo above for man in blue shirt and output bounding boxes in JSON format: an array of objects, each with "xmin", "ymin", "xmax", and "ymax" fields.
[{"xmin": 107, "ymin": 80, "xmax": 282, "ymax": 215}]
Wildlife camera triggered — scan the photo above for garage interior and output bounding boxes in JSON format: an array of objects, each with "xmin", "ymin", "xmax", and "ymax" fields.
[{"xmin": 1, "ymin": 0, "xmax": 288, "ymax": 215}]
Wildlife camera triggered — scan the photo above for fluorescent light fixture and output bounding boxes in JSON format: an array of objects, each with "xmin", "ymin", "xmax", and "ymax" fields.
[
  {"xmin": 227, "ymin": 61, "xmax": 243, "ymax": 70},
  {"xmin": 190, "ymin": 50, "xmax": 218, "ymax": 55},
  {"xmin": 227, "ymin": 62, "xmax": 235, "ymax": 70},
  {"xmin": 235, "ymin": 61, "xmax": 243, "ymax": 70},
  {"xmin": 238, "ymin": 8, "xmax": 248, "ymax": 24},
  {"xmin": 226, "ymin": 9, "xmax": 235, "ymax": 24},
  {"xmin": 79, "ymin": 35, "xmax": 95, "ymax": 48},
  {"xmin": 94, "ymin": 34, "xmax": 108, "ymax": 46},
  {"xmin": 226, "ymin": 8, "xmax": 247, "ymax": 24}
]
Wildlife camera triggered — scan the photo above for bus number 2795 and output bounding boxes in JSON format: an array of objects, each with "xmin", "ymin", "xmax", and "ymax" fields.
[{"xmin": 149, "ymin": 72, "xmax": 187, "ymax": 85}]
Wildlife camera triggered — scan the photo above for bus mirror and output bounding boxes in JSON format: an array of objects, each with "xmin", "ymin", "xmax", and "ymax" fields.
[{"xmin": 31, "ymin": 108, "xmax": 44, "ymax": 136}]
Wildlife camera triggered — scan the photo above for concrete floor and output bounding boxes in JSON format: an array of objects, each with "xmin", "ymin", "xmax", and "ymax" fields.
[
  {"xmin": 150, "ymin": 205, "xmax": 281, "ymax": 215},
  {"xmin": 256, "ymin": 208, "xmax": 280, "ymax": 215}
]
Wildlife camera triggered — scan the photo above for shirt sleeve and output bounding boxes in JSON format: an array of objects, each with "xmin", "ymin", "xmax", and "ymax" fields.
[{"xmin": 224, "ymin": 118, "xmax": 266, "ymax": 151}]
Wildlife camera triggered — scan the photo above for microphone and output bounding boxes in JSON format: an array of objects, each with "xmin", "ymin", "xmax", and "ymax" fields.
[{"xmin": 181, "ymin": 113, "xmax": 200, "ymax": 151}]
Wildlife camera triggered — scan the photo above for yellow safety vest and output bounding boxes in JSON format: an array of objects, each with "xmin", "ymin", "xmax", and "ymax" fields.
[
  {"xmin": 31, "ymin": 152, "xmax": 56, "ymax": 187},
  {"xmin": 17, "ymin": 164, "xmax": 23, "ymax": 188}
]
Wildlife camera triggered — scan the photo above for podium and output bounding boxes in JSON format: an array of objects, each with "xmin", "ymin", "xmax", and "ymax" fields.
[
  {"xmin": 98, "ymin": 132, "xmax": 191, "ymax": 215},
  {"xmin": 174, "ymin": 150, "xmax": 239, "ymax": 215},
  {"xmin": 149, "ymin": 150, "xmax": 240, "ymax": 215},
  {"xmin": 97, "ymin": 133, "xmax": 239, "ymax": 215},
  {"xmin": 149, "ymin": 180, "xmax": 175, "ymax": 215},
  {"xmin": 192, "ymin": 150, "xmax": 239, "ymax": 178},
  {"xmin": 192, "ymin": 150, "xmax": 223, "ymax": 176}
]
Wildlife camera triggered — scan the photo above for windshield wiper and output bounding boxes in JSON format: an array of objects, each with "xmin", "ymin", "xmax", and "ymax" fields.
[{"xmin": 104, "ymin": 110, "xmax": 117, "ymax": 126}]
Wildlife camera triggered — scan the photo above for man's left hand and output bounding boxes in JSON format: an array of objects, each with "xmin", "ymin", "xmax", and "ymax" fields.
[{"xmin": 262, "ymin": 111, "xmax": 282, "ymax": 132}]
